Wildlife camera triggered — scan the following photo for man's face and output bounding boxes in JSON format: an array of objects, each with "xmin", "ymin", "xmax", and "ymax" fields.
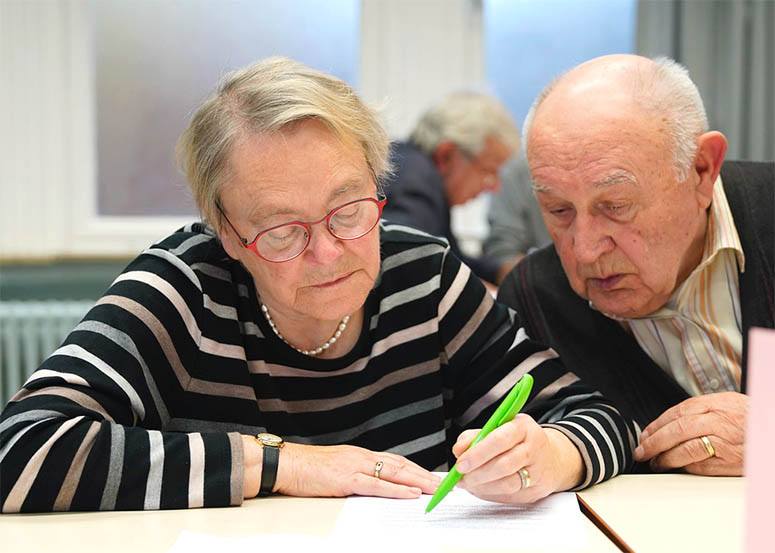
[
  {"xmin": 528, "ymin": 107, "xmax": 711, "ymax": 319},
  {"xmin": 442, "ymin": 137, "xmax": 512, "ymax": 206}
]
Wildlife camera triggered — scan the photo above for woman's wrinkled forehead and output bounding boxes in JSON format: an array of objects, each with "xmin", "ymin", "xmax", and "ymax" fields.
[{"xmin": 221, "ymin": 120, "xmax": 375, "ymax": 221}]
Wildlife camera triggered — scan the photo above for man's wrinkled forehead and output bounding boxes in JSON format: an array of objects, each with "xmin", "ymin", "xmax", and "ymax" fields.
[{"xmin": 532, "ymin": 168, "xmax": 638, "ymax": 194}]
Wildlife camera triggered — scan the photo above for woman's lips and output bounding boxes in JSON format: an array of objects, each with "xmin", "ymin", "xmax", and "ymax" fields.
[
  {"xmin": 588, "ymin": 274, "xmax": 626, "ymax": 291},
  {"xmin": 311, "ymin": 271, "xmax": 355, "ymax": 289}
]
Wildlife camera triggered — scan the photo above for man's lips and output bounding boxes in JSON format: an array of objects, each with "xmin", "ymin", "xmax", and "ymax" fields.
[
  {"xmin": 587, "ymin": 274, "xmax": 626, "ymax": 291},
  {"xmin": 310, "ymin": 271, "xmax": 355, "ymax": 288}
]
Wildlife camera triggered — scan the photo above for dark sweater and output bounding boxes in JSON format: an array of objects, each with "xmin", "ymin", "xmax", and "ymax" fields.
[{"xmin": 498, "ymin": 161, "xmax": 774, "ymax": 428}]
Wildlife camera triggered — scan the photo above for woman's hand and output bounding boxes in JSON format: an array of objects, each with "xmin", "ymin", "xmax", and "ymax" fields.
[
  {"xmin": 452, "ymin": 414, "xmax": 584, "ymax": 503},
  {"xmin": 243, "ymin": 437, "xmax": 440, "ymax": 499}
]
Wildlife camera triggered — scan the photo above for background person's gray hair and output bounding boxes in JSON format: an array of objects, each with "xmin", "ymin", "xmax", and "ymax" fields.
[
  {"xmin": 522, "ymin": 57, "xmax": 709, "ymax": 181},
  {"xmin": 408, "ymin": 92, "xmax": 520, "ymax": 157},
  {"xmin": 177, "ymin": 56, "xmax": 391, "ymax": 228}
]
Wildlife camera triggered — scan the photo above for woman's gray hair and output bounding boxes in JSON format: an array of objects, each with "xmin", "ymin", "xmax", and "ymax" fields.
[
  {"xmin": 176, "ymin": 56, "xmax": 391, "ymax": 228},
  {"xmin": 523, "ymin": 57, "xmax": 709, "ymax": 181},
  {"xmin": 409, "ymin": 91, "xmax": 520, "ymax": 157}
]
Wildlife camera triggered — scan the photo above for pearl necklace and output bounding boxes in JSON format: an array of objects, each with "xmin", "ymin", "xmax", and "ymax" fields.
[{"xmin": 260, "ymin": 303, "xmax": 350, "ymax": 356}]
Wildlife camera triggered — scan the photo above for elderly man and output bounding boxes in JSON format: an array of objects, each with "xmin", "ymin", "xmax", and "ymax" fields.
[
  {"xmin": 499, "ymin": 54, "xmax": 774, "ymax": 477},
  {"xmin": 383, "ymin": 92, "xmax": 520, "ymax": 284}
]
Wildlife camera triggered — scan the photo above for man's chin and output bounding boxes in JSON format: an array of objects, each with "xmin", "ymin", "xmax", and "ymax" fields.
[{"xmin": 587, "ymin": 290, "xmax": 649, "ymax": 320}]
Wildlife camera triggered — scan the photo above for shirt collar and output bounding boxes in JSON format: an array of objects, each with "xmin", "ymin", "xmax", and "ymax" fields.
[{"xmin": 699, "ymin": 175, "xmax": 745, "ymax": 273}]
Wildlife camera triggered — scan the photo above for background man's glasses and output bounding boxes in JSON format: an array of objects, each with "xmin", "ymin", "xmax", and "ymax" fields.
[{"xmin": 219, "ymin": 197, "xmax": 387, "ymax": 263}]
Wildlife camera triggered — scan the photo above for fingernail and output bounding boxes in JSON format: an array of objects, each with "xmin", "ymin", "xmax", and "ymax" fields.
[
  {"xmin": 411, "ymin": 487, "xmax": 422, "ymax": 495},
  {"xmin": 640, "ymin": 430, "xmax": 649, "ymax": 440},
  {"xmin": 634, "ymin": 445, "xmax": 644, "ymax": 460},
  {"xmin": 457, "ymin": 460, "xmax": 469, "ymax": 473}
]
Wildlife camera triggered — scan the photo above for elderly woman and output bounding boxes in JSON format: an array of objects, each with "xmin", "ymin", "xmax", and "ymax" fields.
[{"xmin": 0, "ymin": 58, "xmax": 636, "ymax": 512}]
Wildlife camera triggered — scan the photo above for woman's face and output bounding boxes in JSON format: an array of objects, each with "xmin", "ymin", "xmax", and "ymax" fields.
[{"xmin": 218, "ymin": 119, "xmax": 381, "ymax": 324}]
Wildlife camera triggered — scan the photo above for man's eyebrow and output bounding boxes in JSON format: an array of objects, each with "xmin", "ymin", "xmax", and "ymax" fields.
[
  {"xmin": 532, "ymin": 182, "xmax": 552, "ymax": 193},
  {"xmin": 592, "ymin": 170, "xmax": 638, "ymax": 188}
]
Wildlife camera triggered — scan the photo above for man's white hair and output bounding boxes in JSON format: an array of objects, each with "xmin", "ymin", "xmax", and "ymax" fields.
[
  {"xmin": 409, "ymin": 91, "xmax": 520, "ymax": 157},
  {"xmin": 522, "ymin": 57, "xmax": 709, "ymax": 181}
]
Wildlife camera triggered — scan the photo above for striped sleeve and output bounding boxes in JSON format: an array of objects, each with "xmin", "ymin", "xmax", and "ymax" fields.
[
  {"xmin": 0, "ymin": 232, "xmax": 245, "ymax": 512},
  {"xmin": 437, "ymin": 249, "xmax": 639, "ymax": 487}
]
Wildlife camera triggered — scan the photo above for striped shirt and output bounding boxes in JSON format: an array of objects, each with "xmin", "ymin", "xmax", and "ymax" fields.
[
  {"xmin": 625, "ymin": 177, "xmax": 745, "ymax": 395},
  {"xmin": 0, "ymin": 223, "xmax": 637, "ymax": 512}
]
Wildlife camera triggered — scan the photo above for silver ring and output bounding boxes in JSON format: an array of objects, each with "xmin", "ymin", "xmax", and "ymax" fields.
[
  {"xmin": 518, "ymin": 467, "xmax": 531, "ymax": 489},
  {"xmin": 374, "ymin": 460, "xmax": 384, "ymax": 479},
  {"xmin": 700, "ymin": 436, "xmax": 716, "ymax": 458}
]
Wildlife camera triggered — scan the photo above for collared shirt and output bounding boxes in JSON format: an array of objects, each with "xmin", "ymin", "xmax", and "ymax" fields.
[{"xmin": 623, "ymin": 177, "xmax": 745, "ymax": 396}]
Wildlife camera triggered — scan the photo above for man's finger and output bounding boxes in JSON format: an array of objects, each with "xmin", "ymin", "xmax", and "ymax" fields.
[
  {"xmin": 684, "ymin": 456, "xmax": 742, "ymax": 477},
  {"xmin": 635, "ymin": 412, "xmax": 715, "ymax": 460},
  {"xmin": 641, "ymin": 396, "xmax": 715, "ymax": 439},
  {"xmin": 649, "ymin": 435, "xmax": 718, "ymax": 470}
]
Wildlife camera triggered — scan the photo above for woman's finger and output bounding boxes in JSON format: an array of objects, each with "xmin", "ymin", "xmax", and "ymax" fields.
[
  {"xmin": 456, "ymin": 417, "xmax": 531, "ymax": 474},
  {"xmin": 368, "ymin": 454, "xmax": 439, "ymax": 493},
  {"xmin": 459, "ymin": 444, "xmax": 528, "ymax": 488},
  {"xmin": 351, "ymin": 472, "xmax": 423, "ymax": 499},
  {"xmin": 452, "ymin": 429, "xmax": 480, "ymax": 458}
]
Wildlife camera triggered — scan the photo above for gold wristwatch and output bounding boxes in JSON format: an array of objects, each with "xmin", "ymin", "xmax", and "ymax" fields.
[{"xmin": 254, "ymin": 432, "xmax": 284, "ymax": 496}]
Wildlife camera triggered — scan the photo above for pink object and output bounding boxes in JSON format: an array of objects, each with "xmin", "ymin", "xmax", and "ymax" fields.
[{"xmin": 745, "ymin": 327, "xmax": 775, "ymax": 553}]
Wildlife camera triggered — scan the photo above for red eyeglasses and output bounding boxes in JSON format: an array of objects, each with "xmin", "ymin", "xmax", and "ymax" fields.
[{"xmin": 218, "ymin": 196, "xmax": 387, "ymax": 263}]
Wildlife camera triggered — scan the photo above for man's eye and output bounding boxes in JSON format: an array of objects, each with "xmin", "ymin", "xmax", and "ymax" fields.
[
  {"xmin": 606, "ymin": 203, "xmax": 631, "ymax": 217},
  {"xmin": 549, "ymin": 207, "xmax": 572, "ymax": 218}
]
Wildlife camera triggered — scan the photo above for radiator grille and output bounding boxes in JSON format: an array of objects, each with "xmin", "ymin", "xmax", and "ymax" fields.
[{"xmin": 0, "ymin": 301, "xmax": 93, "ymax": 405}]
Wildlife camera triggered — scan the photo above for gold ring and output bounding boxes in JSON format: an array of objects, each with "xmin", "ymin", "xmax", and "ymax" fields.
[
  {"xmin": 518, "ymin": 467, "xmax": 531, "ymax": 489},
  {"xmin": 374, "ymin": 460, "xmax": 384, "ymax": 479},
  {"xmin": 700, "ymin": 436, "xmax": 716, "ymax": 458}
]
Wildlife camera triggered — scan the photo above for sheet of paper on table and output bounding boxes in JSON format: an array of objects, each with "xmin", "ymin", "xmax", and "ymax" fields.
[
  {"xmin": 331, "ymin": 486, "xmax": 586, "ymax": 551},
  {"xmin": 168, "ymin": 485, "xmax": 586, "ymax": 552}
]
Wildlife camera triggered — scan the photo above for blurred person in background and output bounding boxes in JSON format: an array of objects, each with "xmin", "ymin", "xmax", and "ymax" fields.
[
  {"xmin": 483, "ymin": 155, "xmax": 551, "ymax": 267},
  {"xmin": 383, "ymin": 92, "xmax": 520, "ymax": 285}
]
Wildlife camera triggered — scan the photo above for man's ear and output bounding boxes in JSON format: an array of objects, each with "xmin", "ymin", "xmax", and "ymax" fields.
[
  {"xmin": 431, "ymin": 141, "xmax": 459, "ymax": 176},
  {"xmin": 692, "ymin": 131, "xmax": 727, "ymax": 208}
]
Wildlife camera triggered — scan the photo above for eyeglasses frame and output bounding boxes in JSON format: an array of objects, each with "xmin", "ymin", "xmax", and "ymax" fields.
[{"xmin": 217, "ymin": 196, "xmax": 387, "ymax": 263}]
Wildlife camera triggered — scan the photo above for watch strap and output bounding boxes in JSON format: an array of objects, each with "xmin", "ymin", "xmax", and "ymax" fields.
[{"xmin": 258, "ymin": 443, "xmax": 279, "ymax": 497}]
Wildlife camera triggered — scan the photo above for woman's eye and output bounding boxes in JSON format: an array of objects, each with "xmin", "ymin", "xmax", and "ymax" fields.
[{"xmin": 266, "ymin": 226, "xmax": 299, "ymax": 242}]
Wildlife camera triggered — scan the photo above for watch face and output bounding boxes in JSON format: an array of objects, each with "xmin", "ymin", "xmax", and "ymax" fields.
[{"xmin": 256, "ymin": 432, "xmax": 283, "ymax": 447}]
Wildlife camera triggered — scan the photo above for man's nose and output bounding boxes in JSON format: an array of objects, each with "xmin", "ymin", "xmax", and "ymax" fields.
[{"xmin": 571, "ymin": 215, "xmax": 614, "ymax": 264}]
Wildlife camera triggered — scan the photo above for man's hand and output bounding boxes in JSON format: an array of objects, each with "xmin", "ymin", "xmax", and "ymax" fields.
[
  {"xmin": 452, "ymin": 414, "xmax": 583, "ymax": 504},
  {"xmin": 634, "ymin": 392, "xmax": 747, "ymax": 475}
]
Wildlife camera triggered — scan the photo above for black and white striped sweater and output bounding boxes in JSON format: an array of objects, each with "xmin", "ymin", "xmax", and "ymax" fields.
[{"xmin": 0, "ymin": 222, "xmax": 637, "ymax": 512}]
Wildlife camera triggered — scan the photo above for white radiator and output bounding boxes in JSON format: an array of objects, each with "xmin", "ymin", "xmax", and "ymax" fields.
[{"xmin": 0, "ymin": 301, "xmax": 93, "ymax": 405}]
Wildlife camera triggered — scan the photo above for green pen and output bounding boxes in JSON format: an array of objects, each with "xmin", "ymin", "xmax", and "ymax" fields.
[{"xmin": 425, "ymin": 373, "xmax": 534, "ymax": 514}]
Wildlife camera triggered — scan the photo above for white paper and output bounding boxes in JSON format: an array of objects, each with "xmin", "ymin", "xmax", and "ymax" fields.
[
  {"xmin": 332, "ymin": 487, "xmax": 587, "ymax": 551},
  {"xmin": 168, "ymin": 488, "xmax": 587, "ymax": 552}
]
